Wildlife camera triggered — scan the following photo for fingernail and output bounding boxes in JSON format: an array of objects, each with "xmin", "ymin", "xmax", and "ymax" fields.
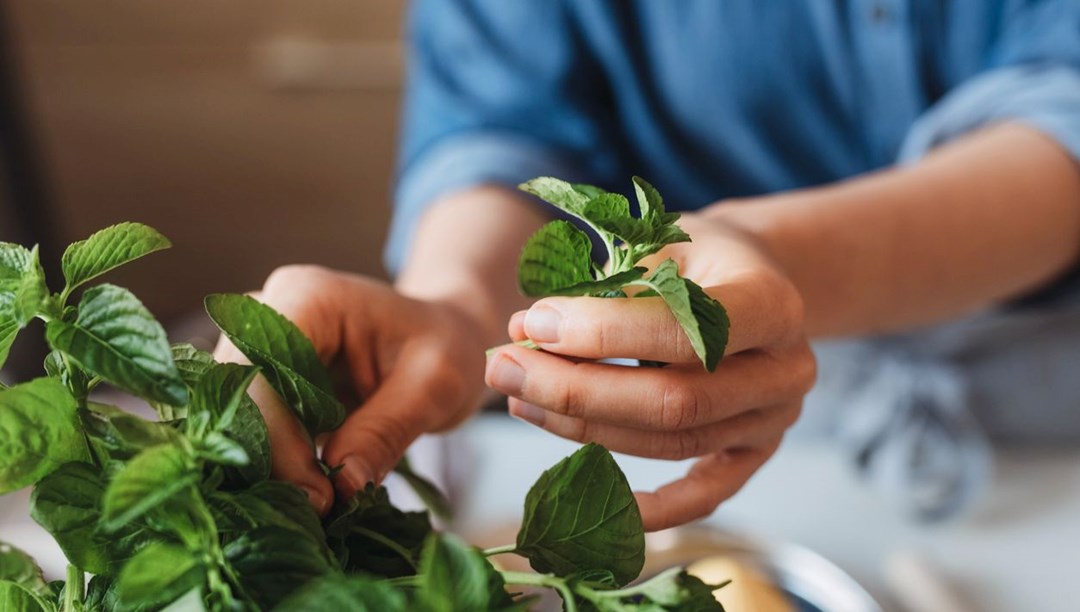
[
  {"xmin": 340, "ymin": 455, "xmax": 374, "ymax": 492},
  {"xmin": 524, "ymin": 305, "xmax": 561, "ymax": 343},
  {"xmin": 300, "ymin": 485, "xmax": 329, "ymax": 514},
  {"xmin": 488, "ymin": 354, "xmax": 526, "ymax": 395},
  {"xmin": 511, "ymin": 401, "xmax": 546, "ymax": 427}
]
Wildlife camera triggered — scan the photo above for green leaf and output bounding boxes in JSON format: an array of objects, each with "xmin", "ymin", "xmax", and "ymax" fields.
[
  {"xmin": 416, "ymin": 533, "xmax": 515, "ymax": 612},
  {"xmin": 516, "ymin": 443, "xmax": 645, "ymax": 586},
  {"xmin": 61, "ymin": 222, "xmax": 171, "ymax": 293},
  {"xmin": 84, "ymin": 575, "xmax": 121, "ymax": 612},
  {"xmin": 627, "ymin": 260, "xmax": 729, "ymax": 372},
  {"xmin": 519, "ymin": 177, "xmax": 591, "ymax": 216},
  {"xmin": 115, "ymin": 542, "xmax": 203, "ymax": 612},
  {"xmin": 188, "ymin": 363, "xmax": 258, "ymax": 434},
  {"xmin": 0, "ymin": 580, "xmax": 51, "ymax": 612},
  {"xmin": 30, "ymin": 462, "xmax": 141, "ymax": 575},
  {"xmin": 218, "ymin": 395, "xmax": 271, "ymax": 487},
  {"xmin": 540, "ymin": 267, "xmax": 647, "ymax": 298},
  {"xmin": 0, "ymin": 378, "xmax": 85, "ymax": 494},
  {"xmin": 204, "ymin": 294, "xmax": 344, "ymax": 437},
  {"xmin": 0, "ymin": 246, "xmax": 49, "ymax": 370},
  {"xmin": 0, "ymin": 542, "xmax": 46, "ymax": 594},
  {"xmin": 393, "ymin": 456, "xmax": 453, "ymax": 521},
  {"xmin": 518, "ymin": 221, "xmax": 595, "ymax": 297},
  {"xmin": 324, "ymin": 484, "xmax": 433, "ymax": 578},
  {"xmin": 81, "ymin": 404, "xmax": 181, "ymax": 464},
  {"xmin": 271, "ymin": 574, "xmax": 407, "ymax": 612},
  {"xmin": 101, "ymin": 444, "xmax": 198, "ymax": 532},
  {"xmin": 46, "ymin": 284, "xmax": 188, "ymax": 406},
  {"xmin": 632, "ymin": 176, "xmax": 665, "ymax": 220},
  {"xmin": 194, "ymin": 432, "xmax": 249, "ymax": 466},
  {"xmin": 224, "ymin": 526, "xmax": 336, "ymax": 610}
]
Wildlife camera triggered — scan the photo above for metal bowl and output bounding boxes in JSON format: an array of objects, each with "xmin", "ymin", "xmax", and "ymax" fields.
[{"xmin": 643, "ymin": 526, "xmax": 884, "ymax": 612}]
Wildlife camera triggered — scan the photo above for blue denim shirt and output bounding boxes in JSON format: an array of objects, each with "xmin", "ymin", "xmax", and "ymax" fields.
[{"xmin": 388, "ymin": 1, "xmax": 1080, "ymax": 521}]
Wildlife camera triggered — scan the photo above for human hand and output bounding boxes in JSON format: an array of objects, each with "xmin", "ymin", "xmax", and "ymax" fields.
[
  {"xmin": 214, "ymin": 265, "xmax": 490, "ymax": 514},
  {"xmin": 485, "ymin": 214, "xmax": 816, "ymax": 531}
]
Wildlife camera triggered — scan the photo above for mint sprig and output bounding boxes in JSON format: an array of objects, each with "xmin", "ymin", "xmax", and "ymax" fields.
[{"xmin": 518, "ymin": 176, "xmax": 729, "ymax": 371}]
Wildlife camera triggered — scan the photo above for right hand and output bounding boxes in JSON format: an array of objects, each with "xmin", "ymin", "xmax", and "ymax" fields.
[{"xmin": 213, "ymin": 265, "xmax": 490, "ymax": 514}]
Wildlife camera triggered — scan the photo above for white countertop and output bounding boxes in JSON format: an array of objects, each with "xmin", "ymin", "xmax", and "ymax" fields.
[{"xmin": 3, "ymin": 414, "xmax": 1078, "ymax": 611}]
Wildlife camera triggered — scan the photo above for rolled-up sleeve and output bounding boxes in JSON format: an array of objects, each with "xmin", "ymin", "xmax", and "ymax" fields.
[
  {"xmin": 897, "ymin": 2, "xmax": 1080, "ymax": 305},
  {"xmin": 386, "ymin": 0, "xmax": 618, "ymax": 275},
  {"xmin": 899, "ymin": 1, "xmax": 1080, "ymax": 162}
]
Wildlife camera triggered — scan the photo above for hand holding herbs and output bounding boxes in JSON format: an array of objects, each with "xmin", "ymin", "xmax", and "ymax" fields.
[
  {"xmin": 209, "ymin": 265, "xmax": 492, "ymax": 511},
  {"xmin": 487, "ymin": 177, "xmax": 816, "ymax": 531},
  {"xmin": 0, "ymin": 222, "xmax": 727, "ymax": 610}
]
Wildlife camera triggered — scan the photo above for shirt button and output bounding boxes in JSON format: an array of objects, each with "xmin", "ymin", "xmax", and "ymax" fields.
[{"xmin": 871, "ymin": 3, "xmax": 891, "ymax": 24}]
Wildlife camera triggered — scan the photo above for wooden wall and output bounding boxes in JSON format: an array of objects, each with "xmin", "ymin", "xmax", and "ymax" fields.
[{"xmin": 5, "ymin": 0, "xmax": 407, "ymax": 324}]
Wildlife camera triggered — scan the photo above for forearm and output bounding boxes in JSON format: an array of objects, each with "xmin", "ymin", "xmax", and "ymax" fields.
[
  {"xmin": 709, "ymin": 123, "xmax": 1080, "ymax": 338},
  {"xmin": 394, "ymin": 185, "xmax": 549, "ymax": 345}
]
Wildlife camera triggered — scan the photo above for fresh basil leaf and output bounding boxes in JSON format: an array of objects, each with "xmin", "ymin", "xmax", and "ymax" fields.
[
  {"xmin": 518, "ymin": 220, "xmax": 595, "ymax": 297},
  {"xmin": 61, "ymin": 222, "xmax": 171, "ymax": 293},
  {"xmin": 630, "ymin": 568, "xmax": 726, "ymax": 609},
  {"xmin": 148, "ymin": 344, "xmax": 215, "ymax": 420},
  {"xmin": 224, "ymin": 526, "xmax": 336, "ymax": 610},
  {"xmin": 541, "ymin": 267, "xmax": 647, "ymax": 298},
  {"xmin": 204, "ymin": 294, "xmax": 344, "ymax": 437},
  {"xmin": 0, "ymin": 580, "xmax": 51, "ymax": 612},
  {"xmin": 570, "ymin": 182, "xmax": 608, "ymax": 200},
  {"xmin": 0, "ymin": 246, "xmax": 49, "ymax": 370},
  {"xmin": 82, "ymin": 404, "xmax": 181, "ymax": 464},
  {"xmin": 519, "ymin": 177, "xmax": 591, "ymax": 216},
  {"xmin": 631, "ymin": 176, "xmax": 665, "ymax": 220},
  {"xmin": 101, "ymin": 444, "xmax": 199, "ymax": 532},
  {"xmin": 84, "ymin": 575, "xmax": 121, "ymax": 612},
  {"xmin": 416, "ymin": 533, "xmax": 515, "ymax": 612},
  {"xmin": 30, "ymin": 462, "xmax": 141, "ymax": 575},
  {"xmin": 218, "ymin": 394, "xmax": 271, "ymax": 487},
  {"xmin": 0, "ymin": 378, "xmax": 86, "ymax": 494},
  {"xmin": 0, "ymin": 542, "xmax": 46, "ymax": 594},
  {"xmin": 516, "ymin": 443, "xmax": 645, "ymax": 586},
  {"xmin": 187, "ymin": 363, "xmax": 258, "ymax": 434},
  {"xmin": 271, "ymin": 573, "xmax": 407, "ymax": 612},
  {"xmin": 46, "ymin": 284, "xmax": 188, "ymax": 406},
  {"xmin": 115, "ymin": 542, "xmax": 203, "ymax": 612},
  {"xmin": 393, "ymin": 456, "xmax": 453, "ymax": 521},
  {"xmin": 627, "ymin": 259, "xmax": 728, "ymax": 372},
  {"xmin": 194, "ymin": 432, "xmax": 249, "ymax": 466},
  {"xmin": 325, "ymin": 484, "xmax": 432, "ymax": 578}
]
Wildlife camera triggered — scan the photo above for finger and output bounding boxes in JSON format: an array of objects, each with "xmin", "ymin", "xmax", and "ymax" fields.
[
  {"xmin": 635, "ymin": 442, "xmax": 781, "ymax": 531},
  {"xmin": 508, "ymin": 397, "xmax": 799, "ymax": 460},
  {"xmin": 487, "ymin": 344, "xmax": 810, "ymax": 431},
  {"xmin": 508, "ymin": 310, "xmax": 527, "ymax": 342},
  {"xmin": 322, "ymin": 344, "xmax": 448, "ymax": 499},
  {"xmin": 521, "ymin": 273, "xmax": 799, "ymax": 361},
  {"xmin": 212, "ymin": 286, "xmax": 335, "ymax": 514},
  {"xmin": 247, "ymin": 376, "xmax": 334, "ymax": 515}
]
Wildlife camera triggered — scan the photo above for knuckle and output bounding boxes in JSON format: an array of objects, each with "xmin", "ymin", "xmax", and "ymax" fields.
[
  {"xmin": 657, "ymin": 383, "xmax": 702, "ymax": 431},
  {"xmin": 555, "ymin": 379, "xmax": 588, "ymax": 419},
  {"xmin": 263, "ymin": 264, "xmax": 328, "ymax": 293},
  {"xmin": 665, "ymin": 431, "xmax": 705, "ymax": 460}
]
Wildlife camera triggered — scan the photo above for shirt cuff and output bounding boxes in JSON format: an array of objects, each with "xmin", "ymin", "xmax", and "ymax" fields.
[
  {"xmin": 899, "ymin": 64, "xmax": 1080, "ymax": 164},
  {"xmin": 384, "ymin": 132, "xmax": 591, "ymax": 275}
]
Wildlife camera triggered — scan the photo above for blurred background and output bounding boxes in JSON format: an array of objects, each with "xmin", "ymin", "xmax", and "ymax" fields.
[
  {"xmin": 2, "ymin": 3, "xmax": 1079, "ymax": 611},
  {"xmin": 0, "ymin": 0, "xmax": 405, "ymax": 378}
]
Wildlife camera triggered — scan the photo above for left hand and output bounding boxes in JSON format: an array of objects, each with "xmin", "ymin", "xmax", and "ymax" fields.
[{"xmin": 485, "ymin": 213, "xmax": 817, "ymax": 531}]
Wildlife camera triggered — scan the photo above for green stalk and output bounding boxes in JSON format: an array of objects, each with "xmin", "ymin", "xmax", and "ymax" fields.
[
  {"xmin": 482, "ymin": 543, "xmax": 517, "ymax": 557},
  {"xmin": 500, "ymin": 571, "xmax": 577, "ymax": 612},
  {"xmin": 62, "ymin": 565, "xmax": 84, "ymax": 612}
]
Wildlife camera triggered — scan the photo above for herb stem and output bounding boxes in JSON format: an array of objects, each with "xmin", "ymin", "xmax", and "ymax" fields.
[
  {"xmin": 62, "ymin": 565, "xmax": 84, "ymax": 612},
  {"xmin": 499, "ymin": 571, "xmax": 578, "ymax": 612},
  {"xmin": 482, "ymin": 543, "xmax": 517, "ymax": 557},
  {"xmin": 352, "ymin": 526, "xmax": 419, "ymax": 572}
]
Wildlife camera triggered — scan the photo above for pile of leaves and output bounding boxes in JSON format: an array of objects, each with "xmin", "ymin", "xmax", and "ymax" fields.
[{"xmin": 0, "ymin": 217, "xmax": 727, "ymax": 610}]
